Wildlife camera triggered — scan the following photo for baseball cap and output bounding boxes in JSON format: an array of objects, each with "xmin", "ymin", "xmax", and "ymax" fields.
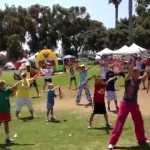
[{"xmin": 80, "ymin": 64, "xmax": 85, "ymax": 67}]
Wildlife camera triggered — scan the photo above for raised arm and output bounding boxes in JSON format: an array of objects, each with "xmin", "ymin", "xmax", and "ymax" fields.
[
  {"xmin": 106, "ymin": 76, "xmax": 117, "ymax": 85},
  {"xmin": 86, "ymin": 64, "xmax": 94, "ymax": 71},
  {"xmin": 53, "ymin": 85, "xmax": 59, "ymax": 91},
  {"xmin": 125, "ymin": 57, "xmax": 135, "ymax": 81}
]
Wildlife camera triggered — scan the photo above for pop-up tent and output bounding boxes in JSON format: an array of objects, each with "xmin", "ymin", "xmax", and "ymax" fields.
[
  {"xmin": 95, "ymin": 48, "xmax": 113, "ymax": 60},
  {"xmin": 96, "ymin": 48, "xmax": 113, "ymax": 56},
  {"xmin": 128, "ymin": 43, "xmax": 147, "ymax": 54},
  {"xmin": 113, "ymin": 45, "xmax": 129, "ymax": 55}
]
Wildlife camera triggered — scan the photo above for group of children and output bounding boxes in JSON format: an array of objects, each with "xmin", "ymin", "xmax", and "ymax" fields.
[{"xmin": 1, "ymin": 56, "xmax": 150, "ymax": 149}]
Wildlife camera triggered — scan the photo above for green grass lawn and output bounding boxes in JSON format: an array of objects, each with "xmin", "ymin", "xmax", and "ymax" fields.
[{"xmin": 0, "ymin": 66, "xmax": 150, "ymax": 150}]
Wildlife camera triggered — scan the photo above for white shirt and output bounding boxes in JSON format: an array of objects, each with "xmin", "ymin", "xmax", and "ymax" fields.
[
  {"xmin": 42, "ymin": 68, "xmax": 53, "ymax": 79},
  {"xmin": 101, "ymin": 66, "xmax": 108, "ymax": 79},
  {"xmin": 136, "ymin": 60, "xmax": 142, "ymax": 71}
]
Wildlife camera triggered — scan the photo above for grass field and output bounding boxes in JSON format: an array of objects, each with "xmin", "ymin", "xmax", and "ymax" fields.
[{"xmin": 0, "ymin": 64, "xmax": 150, "ymax": 150}]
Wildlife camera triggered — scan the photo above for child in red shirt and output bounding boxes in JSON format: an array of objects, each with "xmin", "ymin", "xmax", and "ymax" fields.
[{"xmin": 88, "ymin": 75, "xmax": 117, "ymax": 129}]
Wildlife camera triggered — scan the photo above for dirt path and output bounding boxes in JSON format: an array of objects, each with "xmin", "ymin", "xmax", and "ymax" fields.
[{"xmin": 34, "ymin": 87, "xmax": 150, "ymax": 117}]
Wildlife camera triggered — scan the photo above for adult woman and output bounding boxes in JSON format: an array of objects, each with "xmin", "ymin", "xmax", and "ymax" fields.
[{"xmin": 15, "ymin": 71, "xmax": 39, "ymax": 118}]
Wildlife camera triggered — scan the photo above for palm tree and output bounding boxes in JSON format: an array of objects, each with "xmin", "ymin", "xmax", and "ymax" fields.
[
  {"xmin": 109, "ymin": 0, "xmax": 122, "ymax": 28},
  {"xmin": 128, "ymin": 0, "xmax": 133, "ymax": 45}
]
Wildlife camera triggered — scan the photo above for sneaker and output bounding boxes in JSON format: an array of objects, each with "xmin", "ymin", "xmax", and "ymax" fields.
[
  {"xmin": 88, "ymin": 124, "xmax": 92, "ymax": 129},
  {"xmin": 5, "ymin": 138, "xmax": 14, "ymax": 145},
  {"xmin": 106, "ymin": 123, "xmax": 113, "ymax": 128},
  {"xmin": 31, "ymin": 114, "xmax": 35, "ymax": 119},
  {"xmin": 108, "ymin": 144, "xmax": 114, "ymax": 150}
]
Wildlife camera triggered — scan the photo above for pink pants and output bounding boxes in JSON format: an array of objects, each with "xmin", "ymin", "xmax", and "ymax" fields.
[{"xmin": 109, "ymin": 102, "xmax": 147, "ymax": 146}]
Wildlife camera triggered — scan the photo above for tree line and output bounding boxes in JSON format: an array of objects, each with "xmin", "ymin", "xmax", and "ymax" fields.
[{"xmin": 0, "ymin": 1, "xmax": 150, "ymax": 60}]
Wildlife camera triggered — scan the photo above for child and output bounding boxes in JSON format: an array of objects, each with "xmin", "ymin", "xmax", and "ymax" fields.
[
  {"xmin": 68, "ymin": 64, "xmax": 77, "ymax": 90},
  {"xmin": 88, "ymin": 75, "xmax": 117, "ymax": 129},
  {"xmin": 0, "ymin": 80, "xmax": 17, "ymax": 144},
  {"xmin": 76, "ymin": 64, "xmax": 94, "ymax": 105},
  {"xmin": 108, "ymin": 57, "xmax": 149, "ymax": 150},
  {"xmin": 46, "ymin": 83, "xmax": 59, "ymax": 122},
  {"xmin": 42, "ymin": 63, "xmax": 53, "ymax": 92},
  {"xmin": 106, "ymin": 66, "xmax": 118, "ymax": 111}
]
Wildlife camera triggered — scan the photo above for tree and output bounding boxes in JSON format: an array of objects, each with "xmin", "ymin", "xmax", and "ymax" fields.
[
  {"xmin": 7, "ymin": 34, "xmax": 22, "ymax": 60},
  {"xmin": 128, "ymin": 0, "xmax": 133, "ymax": 45},
  {"xmin": 109, "ymin": 0, "xmax": 122, "ymax": 28}
]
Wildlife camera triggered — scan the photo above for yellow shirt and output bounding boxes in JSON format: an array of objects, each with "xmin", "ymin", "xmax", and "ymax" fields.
[{"xmin": 16, "ymin": 78, "xmax": 33, "ymax": 98}]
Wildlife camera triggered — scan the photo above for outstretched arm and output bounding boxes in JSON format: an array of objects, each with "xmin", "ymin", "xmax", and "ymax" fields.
[
  {"xmin": 106, "ymin": 76, "xmax": 117, "ymax": 85},
  {"xmin": 86, "ymin": 64, "xmax": 94, "ymax": 71},
  {"xmin": 53, "ymin": 86, "xmax": 59, "ymax": 91},
  {"xmin": 125, "ymin": 57, "xmax": 135, "ymax": 81}
]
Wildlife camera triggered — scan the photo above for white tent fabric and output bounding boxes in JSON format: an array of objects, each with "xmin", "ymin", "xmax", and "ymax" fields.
[
  {"xmin": 63, "ymin": 55, "xmax": 76, "ymax": 59},
  {"xmin": 96, "ymin": 48, "xmax": 113, "ymax": 56},
  {"xmin": 128, "ymin": 43, "xmax": 147, "ymax": 54},
  {"xmin": 113, "ymin": 45, "xmax": 129, "ymax": 55}
]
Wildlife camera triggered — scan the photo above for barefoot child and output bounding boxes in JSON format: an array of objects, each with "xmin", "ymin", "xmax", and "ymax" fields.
[
  {"xmin": 46, "ymin": 83, "xmax": 59, "ymax": 122},
  {"xmin": 0, "ymin": 80, "xmax": 17, "ymax": 144},
  {"xmin": 108, "ymin": 57, "xmax": 149, "ymax": 150},
  {"xmin": 88, "ymin": 75, "xmax": 117, "ymax": 129}
]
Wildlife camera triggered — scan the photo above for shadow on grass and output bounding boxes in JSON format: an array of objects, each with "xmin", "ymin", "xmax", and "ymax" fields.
[
  {"xmin": 18, "ymin": 116, "xmax": 34, "ymax": 122},
  {"xmin": 0, "ymin": 143, "xmax": 35, "ymax": 150},
  {"xmin": 47, "ymin": 119, "xmax": 67, "ymax": 123},
  {"xmin": 93, "ymin": 127, "xmax": 113, "ymax": 134},
  {"xmin": 114, "ymin": 146, "xmax": 139, "ymax": 150},
  {"xmin": 109, "ymin": 110, "xmax": 118, "ymax": 115}
]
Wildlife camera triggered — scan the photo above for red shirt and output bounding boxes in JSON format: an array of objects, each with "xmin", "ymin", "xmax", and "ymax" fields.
[
  {"xmin": 30, "ymin": 70, "xmax": 37, "ymax": 78},
  {"xmin": 93, "ymin": 82, "xmax": 106, "ymax": 103}
]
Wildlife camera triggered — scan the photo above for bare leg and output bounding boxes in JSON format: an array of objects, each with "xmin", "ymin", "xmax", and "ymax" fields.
[
  {"xmin": 143, "ymin": 80, "xmax": 146, "ymax": 89},
  {"xmin": 35, "ymin": 86, "xmax": 40, "ymax": 97},
  {"xmin": 88, "ymin": 113, "xmax": 95, "ymax": 128},
  {"xmin": 46, "ymin": 109, "xmax": 50, "ymax": 120},
  {"xmin": 4, "ymin": 122, "xmax": 9, "ymax": 135},
  {"xmin": 74, "ymin": 79, "xmax": 77, "ymax": 89},
  {"xmin": 69, "ymin": 80, "xmax": 72, "ymax": 89},
  {"xmin": 104, "ymin": 113, "xmax": 109, "ymax": 124},
  {"xmin": 114, "ymin": 100, "xmax": 118, "ymax": 110},
  {"xmin": 43, "ymin": 81, "xmax": 47, "ymax": 91}
]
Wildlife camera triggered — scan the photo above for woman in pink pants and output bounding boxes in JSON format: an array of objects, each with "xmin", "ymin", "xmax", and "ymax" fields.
[{"xmin": 108, "ymin": 57, "xmax": 149, "ymax": 150}]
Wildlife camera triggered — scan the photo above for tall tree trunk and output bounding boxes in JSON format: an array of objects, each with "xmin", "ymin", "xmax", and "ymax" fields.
[
  {"xmin": 115, "ymin": 4, "xmax": 118, "ymax": 28},
  {"xmin": 128, "ymin": 0, "xmax": 133, "ymax": 45}
]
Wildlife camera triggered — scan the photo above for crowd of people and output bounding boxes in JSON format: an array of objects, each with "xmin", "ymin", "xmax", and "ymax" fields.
[{"xmin": 0, "ymin": 54, "xmax": 150, "ymax": 149}]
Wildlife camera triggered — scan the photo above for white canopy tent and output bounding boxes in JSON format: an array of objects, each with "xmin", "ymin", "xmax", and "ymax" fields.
[
  {"xmin": 128, "ymin": 43, "xmax": 147, "ymax": 54},
  {"xmin": 113, "ymin": 45, "xmax": 129, "ymax": 55},
  {"xmin": 28, "ymin": 52, "xmax": 39, "ymax": 62},
  {"xmin": 95, "ymin": 48, "xmax": 113, "ymax": 60}
]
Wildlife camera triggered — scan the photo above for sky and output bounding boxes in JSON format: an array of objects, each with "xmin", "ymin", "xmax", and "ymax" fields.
[{"xmin": 0, "ymin": 0, "xmax": 135, "ymax": 28}]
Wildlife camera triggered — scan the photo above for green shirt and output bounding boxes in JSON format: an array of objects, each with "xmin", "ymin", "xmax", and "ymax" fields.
[{"xmin": 0, "ymin": 87, "xmax": 12, "ymax": 112}]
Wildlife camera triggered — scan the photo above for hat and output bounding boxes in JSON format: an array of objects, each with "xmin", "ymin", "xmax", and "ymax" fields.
[
  {"xmin": 80, "ymin": 64, "xmax": 85, "ymax": 67},
  {"xmin": 48, "ymin": 83, "xmax": 54, "ymax": 86}
]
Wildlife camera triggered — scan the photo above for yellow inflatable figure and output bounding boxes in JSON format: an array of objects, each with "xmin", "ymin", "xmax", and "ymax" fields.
[{"xmin": 35, "ymin": 49, "xmax": 58, "ymax": 69}]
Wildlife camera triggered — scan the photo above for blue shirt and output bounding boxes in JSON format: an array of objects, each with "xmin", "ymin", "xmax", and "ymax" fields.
[
  {"xmin": 80, "ymin": 71, "xmax": 87, "ymax": 84},
  {"xmin": 47, "ymin": 89, "xmax": 56, "ymax": 105},
  {"xmin": 106, "ymin": 71, "xmax": 116, "ymax": 91}
]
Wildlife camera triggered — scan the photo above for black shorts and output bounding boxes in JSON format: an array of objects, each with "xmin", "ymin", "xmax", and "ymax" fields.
[
  {"xmin": 44, "ymin": 78, "xmax": 52, "ymax": 83},
  {"xmin": 70, "ymin": 77, "xmax": 76, "ymax": 81},
  {"xmin": 140, "ymin": 71, "xmax": 144, "ymax": 76},
  {"xmin": 30, "ymin": 81, "xmax": 37, "ymax": 87},
  {"xmin": 92, "ymin": 103, "xmax": 107, "ymax": 114}
]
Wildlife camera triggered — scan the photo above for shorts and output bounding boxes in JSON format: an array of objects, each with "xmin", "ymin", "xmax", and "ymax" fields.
[
  {"xmin": 70, "ymin": 76, "xmax": 76, "ymax": 81},
  {"xmin": 140, "ymin": 71, "xmax": 144, "ymax": 76},
  {"xmin": 30, "ymin": 81, "xmax": 37, "ymax": 87},
  {"xmin": 44, "ymin": 78, "xmax": 52, "ymax": 83},
  {"xmin": 0, "ymin": 112, "xmax": 11, "ymax": 123},
  {"xmin": 92, "ymin": 103, "xmax": 107, "ymax": 114},
  {"xmin": 47, "ymin": 103, "xmax": 54, "ymax": 109},
  {"xmin": 106, "ymin": 91, "xmax": 117, "ymax": 101},
  {"xmin": 16, "ymin": 98, "xmax": 33, "ymax": 111}
]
